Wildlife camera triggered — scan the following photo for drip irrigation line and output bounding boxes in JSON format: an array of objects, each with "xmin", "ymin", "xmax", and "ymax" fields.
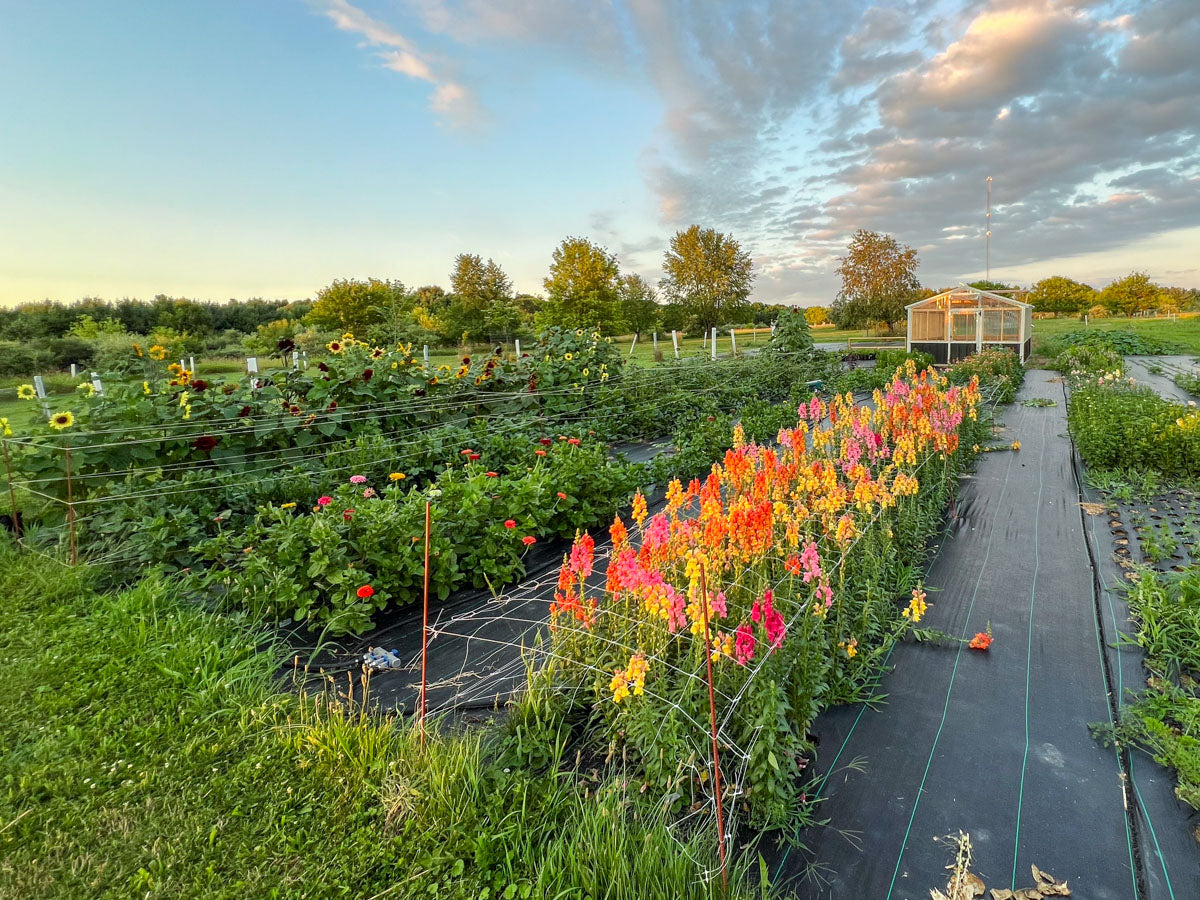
[
  {"xmin": 1010, "ymin": 408, "xmax": 1048, "ymax": 889},
  {"xmin": 880, "ymin": 416, "xmax": 1022, "ymax": 900}
]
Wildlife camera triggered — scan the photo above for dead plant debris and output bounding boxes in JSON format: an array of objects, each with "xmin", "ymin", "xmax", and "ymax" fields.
[{"xmin": 930, "ymin": 833, "xmax": 1070, "ymax": 900}]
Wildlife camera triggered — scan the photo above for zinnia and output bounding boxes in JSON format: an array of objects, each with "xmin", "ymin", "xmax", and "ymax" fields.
[
  {"xmin": 356, "ymin": 585, "xmax": 374, "ymax": 599},
  {"xmin": 522, "ymin": 536, "xmax": 536, "ymax": 546},
  {"xmin": 317, "ymin": 496, "xmax": 332, "ymax": 506},
  {"xmin": 504, "ymin": 519, "xmax": 516, "ymax": 529}
]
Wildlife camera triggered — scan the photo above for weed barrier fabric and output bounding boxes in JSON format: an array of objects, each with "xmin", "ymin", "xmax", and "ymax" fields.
[
  {"xmin": 773, "ymin": 370, "xmax": 1139, "ymax": 899},
  {"xmin": 1122, "ymin": 356, "xmax": 1199, "ymax": 404},
  {"xmin": 1075, "ymin": 408, "xmax": 1200, "ymax": 896}
]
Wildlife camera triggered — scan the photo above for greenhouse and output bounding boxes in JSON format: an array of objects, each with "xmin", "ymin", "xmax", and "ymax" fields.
[{"xmin": 905, "ymin": 285, "xmax": 1033, "ymax": 363}]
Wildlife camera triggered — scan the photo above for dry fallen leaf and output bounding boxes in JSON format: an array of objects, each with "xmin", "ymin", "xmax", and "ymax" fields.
[
  {"xmin": 1080, "ymin": 502, "xmax": 1105, "ymax": 515},
  {"xmin": 990, "ymin": 891, "xmax": 1014, "ymax": 900}
]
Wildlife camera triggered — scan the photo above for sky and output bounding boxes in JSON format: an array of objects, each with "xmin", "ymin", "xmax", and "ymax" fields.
[{"xmin": 1, "ymin": 0, "xmax": 1198, "ymax": 308}]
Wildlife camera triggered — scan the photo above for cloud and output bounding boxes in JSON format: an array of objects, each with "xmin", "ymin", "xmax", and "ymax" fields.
[
  {"xmin": 316, "ymin": 0, "xmax": 1200, "ymax": 300},
  {"xmin": 316, "ymin": 0, "xmax": 476, "ymax": 124}
]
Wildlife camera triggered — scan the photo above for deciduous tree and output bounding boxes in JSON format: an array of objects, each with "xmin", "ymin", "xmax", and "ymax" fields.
[
  {"xmin": 831, "ymin": 230, "xmax": 920, "ymax": 332},
  {"xmin": 1098, "ymin": 272, "xmax": 1160, "ymax": 317},
  {"xmin": 1027, "ymin": 276, "xmax": 1095, "ymax": 315},
  {"xmin": 660, "ymin": 226, "xmax": 754, "ymax": 333},
  {"xmin": 541, "ymin": 237, "xmax": 622, "ymax": 331}
]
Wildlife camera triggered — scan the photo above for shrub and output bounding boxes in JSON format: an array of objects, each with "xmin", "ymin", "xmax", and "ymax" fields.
[
  {"xmin": 1068, "ymin": 374, "xmax": 1200, "ymax": 477},
  {"xmin": 1054, "ymin": 343, "xmax": 1123, "ymax": 375},
  {"xmin": 947, "ymin": 347, "xmax": 1024, "ymax": 403}
]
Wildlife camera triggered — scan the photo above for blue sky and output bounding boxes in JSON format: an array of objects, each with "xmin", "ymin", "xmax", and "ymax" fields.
[{"xmin": 2, "ymin": 0, "xmax": 1198, "ymax": 307}]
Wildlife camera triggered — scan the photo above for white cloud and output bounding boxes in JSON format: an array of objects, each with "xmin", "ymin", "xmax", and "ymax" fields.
[{"xmin": 316, "ymin": 0, "xmax": 475, "ymax": 124}]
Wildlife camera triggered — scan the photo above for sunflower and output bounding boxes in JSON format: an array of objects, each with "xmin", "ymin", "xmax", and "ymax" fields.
[
  {"xmin": 0, "ymin": 417, "xmax": 12, "ymax": 437},
  {"xmin": 16, "ymin": 384, "xmax": 36, "ymax": 401},
  {"xmin": 76, "ymin": 382, "xmax": 95, "ymax": 397},
  {"xmin": 371, "ymin": 347, "xmax": 385, "ymax": 359},
  {"xmin": 132, "ymin": 343, "xmax": 143, "ymax": 357},
  {"xmin": 167, "ymin": 363, "xmax": 183, "ymax": 376},
  {"xmin": 326, "ymin": 340, "xmax": 344, "ymax": 354},
  {"xmin": 49, "ymin": 411, "xmax": 75, "ymax": 430},
  {"xmin": 148, "ymin": 345, "xmax": 167, "ymax": 360}
]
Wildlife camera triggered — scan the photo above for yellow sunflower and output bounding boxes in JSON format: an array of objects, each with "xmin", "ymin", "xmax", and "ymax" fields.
[
  {"xmin": 168, "ymin": 363, "xmax": 183, "ymax": 376},
  {"xmin": 17, "ymin": 384, "xmax": 36, "ymax": 401},
  {"xmin": 49, "ymin": 411, "xmax": 75, "ymax": 430},
  {"xmin": 132, "ymin": 343, "xmax": 143, "ymax": 357},
  {"xmin": 0, "ymin": 417, "xmax": 12, "ymax": 437},
  {"xmin": 148, "ymin": 345, "xmax": 167, "ymax": 360},
  {"xmin": 327, "ymin": 340, "xmax": 344, "ymax": 354}
]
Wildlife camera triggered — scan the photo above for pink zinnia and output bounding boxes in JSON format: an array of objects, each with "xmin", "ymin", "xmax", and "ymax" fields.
[
  {"xmin": 350, "ymin": 474, "xmax": 366, "ymax": 484},
  {"xmin": 317, "ymin": 496, "xmax": 332, "ymax": 507}
]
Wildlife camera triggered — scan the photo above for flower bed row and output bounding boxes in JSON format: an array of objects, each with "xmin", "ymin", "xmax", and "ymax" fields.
[
  {"xmin": 1068, "ymin": 370, "xmax": 1200, "ymax": 477},
  {"xmin": 527, "ymin": 361, "xmax": 988, "ymax": 828}
]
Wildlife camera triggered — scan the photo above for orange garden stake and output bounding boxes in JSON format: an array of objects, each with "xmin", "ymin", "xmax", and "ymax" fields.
[
  {"xmin": 698, "ymin": 562, "xmax": 729, "ymax": 889},
  {"xmin": 420, "ymin": 499, "xmax": 431, "ymax": 747}
]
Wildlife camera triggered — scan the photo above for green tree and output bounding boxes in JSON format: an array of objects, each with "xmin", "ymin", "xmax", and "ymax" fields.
[
  {"xmin": 830, "ymin": 230, "xmax": 920, "ymax": 332},
  {"xmin": 967, "ymin": 280, "xmax": 1017, "ymax": 293},
  {"xmin": 659, "ymin": 226, "xmax": 754, "ymax": 333},
  {"xmin": 540, "ymin": 237, "xmax": 622, "ymax": 332},
  {"xmin": 446, "ymin": 255, "xmax": 513, "ymax": 340},
  {"xmin": 1027, "ymin": 276, "xmax": 1095, "ymax": 315},
  {"xmin": 619, "ymin": 274, "xmax": 660, "ymax": 337},
  {"xmin": 1098, "ymin": 272, "xmax": 1160, "ymax": 317},
  {"xmin": 307, "ymin": 278, "xmax": 406, "ymax": 335}
]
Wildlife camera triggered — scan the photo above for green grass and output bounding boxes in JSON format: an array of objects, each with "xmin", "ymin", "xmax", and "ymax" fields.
[
  {"xmin": 1031, "ymin": 313, "xmax": 1200, "ymax": 360},
  {"xmin": 0, "ymin": 542, "xmax": 762, "ymax": 899}
]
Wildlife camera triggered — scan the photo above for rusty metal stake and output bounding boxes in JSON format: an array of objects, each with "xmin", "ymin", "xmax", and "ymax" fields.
[{"xmin": 698, "ymin": 562, "xmax": 728, "ymax": 889}]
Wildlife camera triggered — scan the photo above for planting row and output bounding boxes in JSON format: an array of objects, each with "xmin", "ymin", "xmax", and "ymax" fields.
[{"xmin": 520, "ymin": 360, "xmax": 991, "ymax": 829}]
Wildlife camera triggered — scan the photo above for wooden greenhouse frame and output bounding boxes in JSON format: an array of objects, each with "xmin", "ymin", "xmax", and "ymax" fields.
[{"xmin": 905, "ymin": 285, "xmax": 1033, "ymax": 364}]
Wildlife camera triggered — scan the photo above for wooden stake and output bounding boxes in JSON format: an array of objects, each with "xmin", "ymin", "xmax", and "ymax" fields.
[
  {"xmin": 698, "ymin": 562, "xmax": 728, "ymax": 889},
  {"xmin": 420, "ymin": 499, "xmax": 431, "ymax": 747},
  {"xmin": 64, "ymin": 444, "xmax": 77, "ymax": 566},
  {"xmin": 2, "ymin": 437, "xmax": 21, "ymax": 544}
]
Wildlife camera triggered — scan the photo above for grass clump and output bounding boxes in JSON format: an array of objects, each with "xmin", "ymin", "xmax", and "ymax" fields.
[{"xmin": 0, "ymin": 543, "xmax": 760, "ymax": 899}]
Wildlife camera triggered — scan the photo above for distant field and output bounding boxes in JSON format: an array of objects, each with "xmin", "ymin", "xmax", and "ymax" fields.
[{"xmin": 1030, "ymin": 313, "xmax": 1200, "ymax": 358}]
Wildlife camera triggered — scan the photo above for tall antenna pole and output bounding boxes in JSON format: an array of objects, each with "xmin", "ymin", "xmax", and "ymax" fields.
[{"xmin": 986, "ymin": 175, "xmax": 992, "ymax": 282}]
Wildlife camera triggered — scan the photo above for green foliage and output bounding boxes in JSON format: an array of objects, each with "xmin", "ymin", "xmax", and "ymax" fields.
[
  {"xmin": 1093, "ymin": 569, "xmax": 1200, "ymax": 810},
  {"xmin": 541, "ymin": 237, "xmax": 622, "ymax": 332},
  {"xmin": 306, "ymin": 278, "xmax": 407, "ymax": 335},
  {"xmin": 1027, "ymin": 275, "xmax": 1095, "ymax": 315},
  {"xmin": 618, "ymin": 273, "xmax": 660, "ymax": 336},
  {"xmin": 947, "ymin": 347, "xmax": 1024, "ymax": 403},
  {"xmin": 1047, "ymin": 328, "xmax": 1176, "ymax": 357},
  {"xmin": 1053, "ymin": 343, "xmax": 1123, "ymax": 375},
  {"xmin": 1098, "ymin": 271, "xmax": 1165, "ymax": 317},
  {"xmin": 765, "ymin": 307, "xmax": 813, "ymax": 354},
  {"xmin": 0, "ymin": 547, "xmax": 757, "ymax": 899},
  {"xmin": 831, "ymin": 229, "xmax": 921, "ymax": 331},
  {"xmin": 1068, "ymin": 376, "xmax": 1200, "ymax": 477},
  {"xmin": 1175, "ymin": 372, "xmax": 1200, "ymax": 397},
  {"xmin": 659, "ymin": 225, "xmax": 754, "ymax": 333}
]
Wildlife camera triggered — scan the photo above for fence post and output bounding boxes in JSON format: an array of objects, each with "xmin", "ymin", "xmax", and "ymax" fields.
[
  {"xmin": 70, "ymin": 363, "xmax": 77, "ymax": 378},
  {"xmin": 33, "ymin": 376, "xmax": 50, "ymax": 420},
  {"xmin": 420, "ymin": 499, "xmax": 431, "ymax": 748},
  {"xmin": 652, "ymin": 332, "xmax": 658, "ymax": 354},
  {"xmin": 189, "ymin": 355, "xmax": 196, "ymax": 373},
  {"xmin": 672, "ymin": 330, "xmax": 680, "ymax": 359},
  {"xmin": 629, "ymin": 334, "xmax": 637, "ymax": 357},
  {"xmin": 423, "ymin": 345, "xmax": 430, "ymax": 372},
  {"xmin": 710, "ymin": 327, "xmax": 717, "ymax": 360},
  {"xmin": 698, "ymin": 563, "xmax": 728, "ymax": 888},
  {"xmin": 2, "ymin": 436, "xmax": 21, "ymax": 544},
  {"xmin": 64, "ymin": 444, "xmax": 77, "ymax": 566},
  {"xmin": 514, "ymin": 338, "xmax": 521, "ymax": 357},
  {"xmin": 729, "ymin": 329, "xmax": 737, "ymax": 356},
  {"xmin": 90, "ymin": 372, "xmax": 104, "ymax": 397}
]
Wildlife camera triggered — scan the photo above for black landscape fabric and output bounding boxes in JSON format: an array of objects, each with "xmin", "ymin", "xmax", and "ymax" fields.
[{"xmin": 772, "ymin": 370, "xmax": 1155, "ymax": 899}]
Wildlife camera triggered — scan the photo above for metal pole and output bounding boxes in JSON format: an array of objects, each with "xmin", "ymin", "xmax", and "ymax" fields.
[
  {"xmin": 64, "ymin": 444, "xmax": 77, "ymax": 565},
  {"xmin": 986, "ymin": 175, "xmax": 992, "ymax": 283},
  {"xmin": 2, "ymin": 438, "xmax": 21, "ymax": 544},
  {"xmin": 420, "ymin": 499, "xmax": 431, "ymax": 747},
  {"xmin": 698, "ymin": 562, "xmax": 728, "ymax": 889}
]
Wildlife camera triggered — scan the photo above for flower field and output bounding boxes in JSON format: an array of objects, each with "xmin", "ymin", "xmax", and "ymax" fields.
[{"xmin": 527, "ymin": 361, "xmax": 987, "ymax": 828}]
